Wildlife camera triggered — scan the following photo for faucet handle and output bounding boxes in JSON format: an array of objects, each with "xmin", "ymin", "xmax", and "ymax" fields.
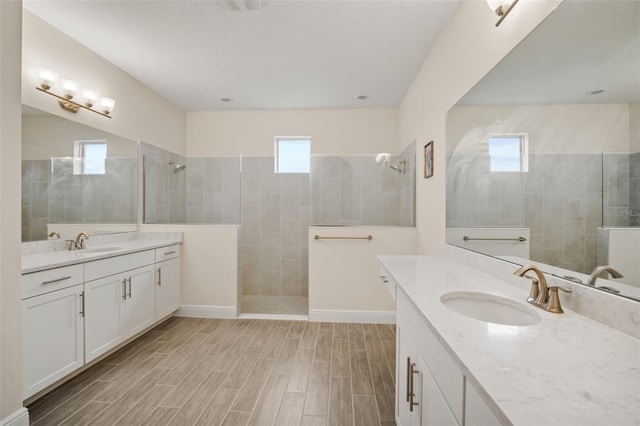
[
  {"xmin": 547, "ymin": 286, "xmax": 572, "ymax": 314},
  {"xmin": 65, "ymin": 239, "xmax": 76, "ymax": 251},
  {"xmin": 523, "ymin": 275, "xmax": 539, "ymax": 303}
]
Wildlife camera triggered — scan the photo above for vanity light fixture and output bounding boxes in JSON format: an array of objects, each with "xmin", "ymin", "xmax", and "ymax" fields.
[
  {"xmin": 487, "ymin": 0, "xmax": 520, "ymax": 26},
  {"xmin": 35, "ymin": 67, "xmax": 116, "ymax": 118}
]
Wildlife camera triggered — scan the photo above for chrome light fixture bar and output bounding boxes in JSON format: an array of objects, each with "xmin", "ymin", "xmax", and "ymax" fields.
[
  {"xmin": 35, "ymin": 67, "xmax": 116, "ymax": 118},
  {"xmin": 487, "ymin": 0, "xmax": 520, "ymax": 26}
]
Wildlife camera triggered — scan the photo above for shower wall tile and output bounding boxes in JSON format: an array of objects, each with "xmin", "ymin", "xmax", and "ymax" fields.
[{"xmin": 141, "ymin": 142, "xmax": 186, "ymax": 224}]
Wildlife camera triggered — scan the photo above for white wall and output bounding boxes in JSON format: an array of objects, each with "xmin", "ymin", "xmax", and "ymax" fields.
[
  {"xmin": 1, "ymin": 1, "xmax": 26, "ymax": 423},
  {"xmin": 22, "ymin": 11, "xmax": 186, "ymax": 156},
  {"xmin": 139, "ymin": 225, "xmax": 239, "ymax": 315},
  {"xmin": 308, "ymin": 226, "xmax": 418, "ymax": 323},
  {"xmin": 447, "ymin": 104, "xmax": 630, "ymax": 155},
  {"xmin": 398, "ymin": 0, "xmax": 563, "ymax": 254},
  {"xmin": 187, "ymin": 109, "xmax": 398, "ymax": 156}
]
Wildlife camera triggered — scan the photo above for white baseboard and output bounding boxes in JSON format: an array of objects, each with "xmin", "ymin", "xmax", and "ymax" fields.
[
  {"xmin": 308, "ymin": 309, "xmax": 396, "ymax": 324},
  {"xmin": 176, "ymin": 305, "xmax": 237, "ymax": 319},
  {"xmin": 238, "ymin": 313, "xmax": 309, "ymax": 321},
  {"xmin": 1, "ymin": 408, "xmax": 29, "ymax": 426}
]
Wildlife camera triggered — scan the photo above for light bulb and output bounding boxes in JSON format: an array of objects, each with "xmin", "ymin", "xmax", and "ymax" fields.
[
  {"xmin": 82, "ymin": 89, "xmax": 100, "ymax": 108},
  {"xmin": 60, "ymin": 79, "xmax": 79, "ymax": 99},
  {"xmin": 99, "ymin": 97, "xmax": 116, "ymax": 115},
  {"xmin": 37, "ymin": 68, "xmax": 59, "ymax": 91}
]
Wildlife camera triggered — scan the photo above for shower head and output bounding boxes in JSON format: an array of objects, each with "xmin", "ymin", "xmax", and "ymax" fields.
[
  {"xmin": 375, "ymin": 152, "xmax": 405, "ymax": 173},
  {"xmin": 168, "ymin": 160, "xmax": 186, "ymax": 173}
]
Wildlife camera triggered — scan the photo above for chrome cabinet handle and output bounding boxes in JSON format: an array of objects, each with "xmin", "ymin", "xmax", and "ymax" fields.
[
  {"xmin": 79, "ymin": 292, "xmax": 85, "ymax": 317},
  {"xmin": 164, "ymin": 250, "xmax": 176, "ymax": 256},
  {"xmin": 127, "ymin": 277, "xmax": 132, "ymax": 299},
  {"xmin": 409, "ymin": 361, "xmax": 419, "ymax": 412},
  {"xmin": 122, "ymin": 279, "xmax": 127, "ymax": 300},
  {"xmin": 42, "ymin": 276, "xmax": 72, "ymax": 285},
  {"xmin": 157, "ymin": 268, "xmax": 162, "ymax": 286}
]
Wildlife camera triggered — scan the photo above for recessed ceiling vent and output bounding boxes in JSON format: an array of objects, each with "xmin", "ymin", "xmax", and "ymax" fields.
[{"xmin": 219, "ymin": 0, "xmax": 268, "ymax": 11}]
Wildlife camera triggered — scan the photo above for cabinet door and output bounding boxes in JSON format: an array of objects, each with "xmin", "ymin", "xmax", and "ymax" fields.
[
  {"xmin": 23, "ymin": 285, "xmax": 84, "ymax": 399},
  {"xmin": 124, "ymin": 265, "xmax": 156, "ymax": 338},
  {"xmin": 155, "ymin": 258, "xmax": 180, "ymax": 320},
  {"xmin": 396, "ymin": 318, "xmax": 420, "ymax": 426},
  {"xmin": 415, "ymin": 353, "xmax": 458, "ymax": 426},
  {"xmin": 465, "ymin": 378, "xmax": 501, "ymax": 426},
  {"xmin": 84, "ymin": 274, "xmax": 126, "ymax": 362}
]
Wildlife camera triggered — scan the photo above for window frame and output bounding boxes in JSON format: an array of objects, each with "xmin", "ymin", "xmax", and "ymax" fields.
[
  {"xmin": 73, "ymin": 139, "xmax": 107, "ymax": 176},
  {"xmin": 487, "ymin": 133, "xmax": 529, "ymax": 172},
  {"xmin": 274, "ymin": 136, "xmax": 312, "ymax": 174}
]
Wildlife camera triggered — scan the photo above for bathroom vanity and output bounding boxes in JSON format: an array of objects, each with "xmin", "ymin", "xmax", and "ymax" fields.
[
  {"xmin": 379, "ymin": 255, "xmax": 640, "ymax": 426},
  {"xmin": 21, "ymin": 235, "xmax": 182, "ymax": 401}
]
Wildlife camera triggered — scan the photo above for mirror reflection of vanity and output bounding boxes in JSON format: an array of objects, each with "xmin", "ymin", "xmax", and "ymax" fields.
[
  {"xmin": 22, "ymin": 106, "xmax": 138, "ymax": 242},
  {"xmin": 446, "ymin": 0, "xmax": 640, "ymax": 301}
]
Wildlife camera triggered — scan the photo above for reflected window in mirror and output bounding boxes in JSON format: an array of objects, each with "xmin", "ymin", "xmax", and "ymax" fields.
[
  {"xmin": 488, "ymin": 134, "xmax": 528, "ymax": 172},
  {"xmin": 73, "ymin": 139, "xmax": 107, "ymax": 175}
]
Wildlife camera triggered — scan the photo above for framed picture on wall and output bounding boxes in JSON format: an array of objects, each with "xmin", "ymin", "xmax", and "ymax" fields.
[{"xmin": 424, "ymin": 141, "xmax": 434, "ymax": 178}]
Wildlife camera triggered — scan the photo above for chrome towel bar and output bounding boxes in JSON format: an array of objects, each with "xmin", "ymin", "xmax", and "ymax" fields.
[
  {"xmin": 314, "ymin": 235, "xmax": 373, "ymax": 241},
  {"xmin": 463, "ymin": 236, "xmax": 526, "ymax": 242}
]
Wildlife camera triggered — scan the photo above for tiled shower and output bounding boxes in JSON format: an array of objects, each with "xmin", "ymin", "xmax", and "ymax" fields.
[
  {"xmin": 140, "ymin": 141, "xmax": 416, "ymax": 315},
  {"xmin": 447, "ymin": 151, "xmax": 640, "ymax": 274}
]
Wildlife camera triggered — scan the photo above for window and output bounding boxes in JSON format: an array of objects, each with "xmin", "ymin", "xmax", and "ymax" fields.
[
  {"xmin": 73, "ymin": 140, "xmax": 107, "ymax": 175},
  {"xmin": 275, "ymin": 137, "xmax": 311, "ymax": 173},
  {"xmin": 488, "ymin": 134, "xmax": 528, "ymax": 172}
]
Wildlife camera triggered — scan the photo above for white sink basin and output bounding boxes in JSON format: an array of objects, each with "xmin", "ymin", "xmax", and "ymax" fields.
[
  {"xmin": 81, "ymin": 247, "xmax": 122, "ymax": 253},
  {"xmin": 441, "ymin": 291, "xmax": 541, "ymax": 326}
]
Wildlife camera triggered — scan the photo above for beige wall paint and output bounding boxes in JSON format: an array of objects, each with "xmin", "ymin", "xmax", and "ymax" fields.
[
  {"xmin": 1, "ymin": 0, "xmax": 25, "ymax": 420},
  {"xmin": 139, "ymin": 225, "xmax": 239, "ymax": 309},
  {"xmin": 22, "ymin": 11, "xmax": 186, "ymax": 155},
  {"xmin": 187, "ymin": 109, "xmax": 398, "ymax": 156},
  {"xmin": 630, "ymin": 100, "xmax": 640, "ymax": 152},
  {"xmin": 398, "ymin": 0, "xmax": 564, "ymax": 254},
  {"xmin": 447, "ymin": 104, "xmax": 630, "ymax": 155},
  {"xmin": 308, "ymin": 227, "xmax": 417, "ymax": 315}
]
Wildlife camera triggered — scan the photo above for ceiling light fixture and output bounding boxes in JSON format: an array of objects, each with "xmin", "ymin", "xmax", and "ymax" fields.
[
  {"xmin": 487, "ymin": 0, "xmax": 519, "ymax": 26},
  {"xmin": 221, "ymin": 97, "xmax": 232, "ymax": 102},
  {"xmin": 219, "ymin": 0, "xmax": 268, "ymax": 11},
  {"xmin": 357, "ymin": 95, "xmax": 368, "ymax": 100},
  {"xmin": 35, "ymin": 67, "xmax": 116, "ymax": 118}
]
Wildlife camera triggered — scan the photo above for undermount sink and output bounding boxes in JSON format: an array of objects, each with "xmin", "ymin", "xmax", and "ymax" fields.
[
  {"xmin": 81, "ymin": 247, "xmax": 122, "ymax": 253},
  {"xmin": 441, "ymin": 291, "xmax": 541, "ymax": 326}
]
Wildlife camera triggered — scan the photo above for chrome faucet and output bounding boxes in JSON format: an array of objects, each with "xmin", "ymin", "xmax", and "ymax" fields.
[
  {"xmin": 75, "ymin": 232, "xmax": 89, "ymax": 250},
  {"xmin": 514, "ymin": 265, "xmax": 572, "ymax": 314},
  {"xmin": 587, "ymin": 266, "xmax": 624, "ymax": 286},
  {"xmin": 48, "ymin": 231, "xmax": 60, "ymax": 239}
]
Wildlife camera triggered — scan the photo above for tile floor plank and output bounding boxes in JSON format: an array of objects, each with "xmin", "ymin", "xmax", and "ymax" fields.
[
  {"xmin": 195, "ymin": 388, "xmax": 239, "ymax": 425},
  {"xmin": 303, "ymin": 361, "xmax": 331, "ymax": 416},
  {"xmin": 328, "ymin": 376, "xmax": 354, "ymax": 426},
  {"xmin": 167, "ymin": 371, "xmax": 228, "ymax": 425},
  {"xmin": 221, "ymin": 410, "xmax": 252, "ymax": 426},
  {"xmin": 247, "ymin": 373, "xmax": 288, "ymax": 426},
  {"xmin": 27, "ymin": 318, "xmax": 397, "ymax": 426},
  {"xmin": 274, "ymin": 392, "xmax": 305, "ymax": 426},
  {"xmin": 353, "ymin": 395, "xmax": 381, "ymax": 426}
]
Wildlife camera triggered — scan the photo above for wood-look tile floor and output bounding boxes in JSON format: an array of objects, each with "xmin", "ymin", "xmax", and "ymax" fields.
[{"xmin": 27, "ymin": 317, "xmax": 397, "ymax": 426}]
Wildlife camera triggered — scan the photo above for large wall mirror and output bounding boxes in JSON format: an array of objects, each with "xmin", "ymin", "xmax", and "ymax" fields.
[
  {"xmin": 22, "ymin": 106, "xmax": 138, "ymax": 242},
  {"xmin": 446, "ymin": 0, "xmax": 640, "ymax": 301}
]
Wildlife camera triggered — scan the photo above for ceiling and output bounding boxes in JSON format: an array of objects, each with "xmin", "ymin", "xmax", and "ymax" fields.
[
  {"xmin": 24, "ymin": 0, "xmax": 458, "ymax": 112},
  {"xmin": 458, "ymin": 0, "xmax": 640, "ymax": 106}
]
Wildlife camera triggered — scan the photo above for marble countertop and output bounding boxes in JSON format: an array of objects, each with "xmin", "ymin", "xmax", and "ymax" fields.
[
  {"xmin": 22, "ymin": 238, "xmax": 183, "ymax": 274},
  {"xmin": 379, "ymin": 254, "xmax": 640, "ymax": 426}
]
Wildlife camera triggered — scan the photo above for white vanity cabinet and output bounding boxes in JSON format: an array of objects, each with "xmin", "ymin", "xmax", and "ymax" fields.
[
  {"xmin": 154, "ymin": 245, "xmax": 181, "ymax": 320},
  {"xmin": 22, "ymin": 278, "xmax": 84, "ymax": 400},
  {"xmin": 84, "ymin": 251, "xmax": 156, "ymax": 362},
  {"xmin": 396, "ymin": 289, "xmax": 500, "ymax": 426}
]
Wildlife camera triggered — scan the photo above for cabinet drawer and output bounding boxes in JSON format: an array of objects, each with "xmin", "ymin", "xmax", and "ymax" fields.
[
  {"xmin": 379, "ymin": 265, "xmax": 397, "ymax": 301},
  {"xmin": 155, "ymin": 245, "xmax": 180, "ymax": 263},
  {"xmin": 22, "ymin": 264, "xmax": 84, "ymax": 300},
  {"xmin": 397, "ymin": 290, "xmax": 464, "ymax": 425},
  {"xmin": 84, "ymin": 250, "xmax": 155, "ymax": 282}
]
